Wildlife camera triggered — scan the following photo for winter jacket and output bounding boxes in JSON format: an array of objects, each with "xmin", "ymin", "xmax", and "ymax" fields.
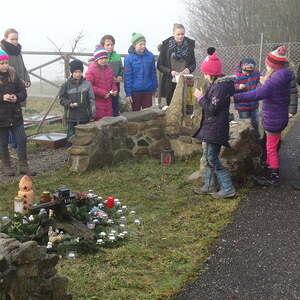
[
  {"xmin": 0, "ymin": 40, "xmax": 30, "ymax": 83},
  {"xmin": 124, "ymin": 47, "xmax": 157, "ymax": 97},
  {"xmin": 234, "ymin": 68, "xmax": 293, "ymax": 133},
  {"xmin": 108, "ymin": 51, "xmax": 123, "ymax": 78},
  {"xmin": 86, "ymin": 62, "xmax": 117, "ymax": 119},
  {"xmin": 0, "ymin": 69, "xmax": 27, "ymax": 128},
  {"xmin": 296, "ymin": 64, "xmax": 300, "ymax": 85},
  {"xmin": 157, "ymin": 36, "xmax": 196, "ymax": 100},
  {"xmin": 193, "ymin": 76, "xmax": 235, "ymax": 147},
  {"xmin": 232, "ymin": 65, "xmax": 260, "ymax": 111},
  {"xmin": 289, "ymin": 71, "xmax": 298, "ymax": 115},
  {"xmin": 59, "ymin": 77, "xmax": 95, "ymax": 123}
]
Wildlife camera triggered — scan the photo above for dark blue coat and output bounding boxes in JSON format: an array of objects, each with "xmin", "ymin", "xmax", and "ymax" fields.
[
  {"xmin": 193, "ymin": 76, "xmax": 235, "ymax": 147},
  {"xmin": 124, "ymin": 47, "xmax": 157, "ymax": 97}
]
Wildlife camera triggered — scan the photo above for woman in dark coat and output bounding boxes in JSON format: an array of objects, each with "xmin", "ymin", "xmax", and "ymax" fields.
[{"xmin": 157, "ymin": 24, "xmax": 196, "ymax": 105}]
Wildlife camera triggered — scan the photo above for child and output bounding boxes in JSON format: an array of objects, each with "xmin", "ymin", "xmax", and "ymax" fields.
[
  {"xmin": 59, "ymin": 59, "xmax": 95, "ymax": 141},
  {"xmin": 100, "ymin": 35, "xmax": 123, "ymax": 116},
  {"xmin": 86, "ymin": 47, "xmax": 117, "ymax": 120},
  {"xmin": 1, "ymin": 28, "xmax": 31, "ymax": 151},
  {"xmin": 193, "ymin": 47, "xmax": 236, "ymax": 199},
  {"xmin": 124, "ymin": 33, "xmax": 157, "ymax": 111},
  {"xmin": 232, "ymin": 58, "xmax": 260, "ymax": 137},
  {"xmin": 234, "ymin": 46, "xmax": 293, "ymax": 186},
  {"xmin": 0, "ymin": 49, "xmax": 35, "ymax": 176}
]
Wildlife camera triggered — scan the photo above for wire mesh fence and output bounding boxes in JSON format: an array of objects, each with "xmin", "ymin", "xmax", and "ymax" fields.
[{"xmin": 196, "ymin": 42, "xmax": 300, "ymax": 74}]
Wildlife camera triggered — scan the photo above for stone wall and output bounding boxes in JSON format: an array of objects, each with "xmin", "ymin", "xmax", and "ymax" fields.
[
  {"xmin": 0, "ymin": 233, "xmax": 72, "ymax": 300},
  {"xmin": 68, "ymin": 109, "xmax": 171, "ymax": 172}
]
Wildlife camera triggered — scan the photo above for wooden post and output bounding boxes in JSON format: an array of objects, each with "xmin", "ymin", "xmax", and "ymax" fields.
[{"xmin": 64, "ymin": 54, "xmax": 70, "ymax": 79}]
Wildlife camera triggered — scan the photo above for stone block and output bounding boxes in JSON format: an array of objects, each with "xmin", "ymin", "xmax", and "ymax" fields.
[
  {"xmin": 123, "ymin": 108, "xmax": 165, "ymax": 122},
  {"xmin": 149, "ymin": 139, "xmax": 171, "ymax": 158},
  {"xmin": 169, "ymin": 139, "xmax": 201, "ymax": 158},
  {"xmin": 134, "ymin": 147, "xmax": 149, "ymax": 156},
  {"xmin": 69, "ymin": 134, "xmax": 93, "ymax": 146},
  {"xmin": 127, "ymin": 122, "xmax": 139, "ymax": 136},
  {"xmin": 113, "ymin": 149, "xmax": 133, "ymax": 163},
  {"xmin": 145, "ymin": 128, "xmax": 164, "ymax": 140}
]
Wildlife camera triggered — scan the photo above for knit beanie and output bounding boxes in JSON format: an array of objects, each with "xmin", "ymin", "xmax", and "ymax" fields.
[
  {"xmin": 69, "ymin": 59, "xmax": 84, "ymax": 73},
  {"xmin": 131, "ymin": 33, "xmax": 146, "ymax": 46},
  {"xmin": 240, "ymin": 58, "xmax": 256, "ymax": 71},
  {"xmin": 265, "ymin": 46, "xmax": 287, "ymax": 70},
  {"xmin": 0, "ymin": 49, "xmax": 9, "ymax": 61},
  {"xmin": 94, "ymin": 46, "xmax": 108, "ymax": 61},
  {"xmin": 200, "ymin": 47, "xmax": 223, "ymax": 76}
]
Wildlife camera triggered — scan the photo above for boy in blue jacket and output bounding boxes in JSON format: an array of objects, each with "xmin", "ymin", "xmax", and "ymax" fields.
[{"xmin": 124, "ymin": 33, "xmax": 157, "ymax": 111}]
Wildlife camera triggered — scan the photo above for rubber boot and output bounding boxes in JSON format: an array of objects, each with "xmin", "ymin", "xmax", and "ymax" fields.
[
  {"xmin": 17, "ymin": 152, "xmax": 36, "ymax": 176},
  {"xmin": 254, "ymin": 168, "xmax": 280, "ymax": 186},
  {"xmin": 0, "ymin": 150, "xmax": 15, "ymax": 176},
  {"xmin": 212, "ymin": 168, "xmax": 236, "ymax": 199},
  {"xmin": 194, "ymin": 166, "xmax": 217, "ymax": 195}
]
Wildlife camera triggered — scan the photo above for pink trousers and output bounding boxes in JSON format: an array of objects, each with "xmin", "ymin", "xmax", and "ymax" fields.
[{"xmin": 266, "ymin": 133, "xmax": 281, "ymax": 169}]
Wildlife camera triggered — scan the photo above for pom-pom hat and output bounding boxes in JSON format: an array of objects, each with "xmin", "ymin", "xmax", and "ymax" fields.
[
  {"xmin": 94, "ymin": 46, "xmax": 108, "ymax": 61},
  {"xmin": 131, "ymin": 33, "xmax": 146, "ymax": 46},
  {"xmin": 0, "ymin": 49, "xmax": 9, "ymax": 61},
  {"xmin": 200, "ymin": 47, "xmax": 224, "ymax": 76},
  {"xmin": 265, "ymin": 46, "xmax": 287, "ymax": 70}
]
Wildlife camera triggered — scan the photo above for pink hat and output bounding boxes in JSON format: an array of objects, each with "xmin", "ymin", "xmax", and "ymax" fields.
[
  {"xmin": 200, "ymin": 47, "xmax": 223, "ymax": 76},
  {"xmin": 0, "ymin": 49, "xmax": 9, "ymax": 61},
  {"xmin": 265, "ymin": 46, "xmax": 287, "ymax": 70}
]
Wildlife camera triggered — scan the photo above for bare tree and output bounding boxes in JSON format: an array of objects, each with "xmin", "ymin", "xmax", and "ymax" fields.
[{"xmin": 185, "ymin": 0, "xmax": 300, "ymax": 47}]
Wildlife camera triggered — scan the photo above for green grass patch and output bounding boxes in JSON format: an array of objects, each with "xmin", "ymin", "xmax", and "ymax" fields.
[{"xmin": 0, "ymin": 156, "xmax": 247, "ymax": 300}]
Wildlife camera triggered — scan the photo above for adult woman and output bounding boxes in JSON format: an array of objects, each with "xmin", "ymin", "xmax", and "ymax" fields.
[{"xmin": 157, "ymin": 24, "xmax": 196, "ymax": 105}]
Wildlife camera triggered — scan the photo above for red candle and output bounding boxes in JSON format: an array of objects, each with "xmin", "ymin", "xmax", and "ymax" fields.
[{"xmin": 106, "ymin": 196, "xmax": 115, "ymax": 208}]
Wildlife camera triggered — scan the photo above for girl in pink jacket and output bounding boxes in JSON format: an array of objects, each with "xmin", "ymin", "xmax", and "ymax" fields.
[{"xmin": 86, "ymin": 47, "xmax": 117, "ymax": 120}]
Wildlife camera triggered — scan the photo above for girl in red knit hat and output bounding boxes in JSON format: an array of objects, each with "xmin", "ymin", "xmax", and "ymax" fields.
[{"xmin": 193, "ymin": 47, "xmax": 236, "ymax": 199}]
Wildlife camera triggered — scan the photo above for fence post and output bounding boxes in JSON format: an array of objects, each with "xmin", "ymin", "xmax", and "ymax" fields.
[
  {"xmin": 64, "ymin": 54, "xmax": 70, "ymax": 79},
  {"xmin": 258, "ymin": 32, "xmax": 264, "ymax": 71}
]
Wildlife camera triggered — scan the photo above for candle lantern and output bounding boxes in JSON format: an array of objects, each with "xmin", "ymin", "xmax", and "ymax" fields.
[
  {"xmin": 161, "ymin": 149, "xmax": 175, "ymax": 165},
  {"xmin": 106, "ymin": 196, "xmax": 115, "ymax": 208}
]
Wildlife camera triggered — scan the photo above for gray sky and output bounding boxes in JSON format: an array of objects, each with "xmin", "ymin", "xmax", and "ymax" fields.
[{"xmin": 1, "ymin": 0, "xmax": 187, "ymax": 79}]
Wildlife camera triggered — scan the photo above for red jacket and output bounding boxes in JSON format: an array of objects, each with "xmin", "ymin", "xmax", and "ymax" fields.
[{"xmin": 86, "ymin": 63, "xmax": 117, "ymax": 119}]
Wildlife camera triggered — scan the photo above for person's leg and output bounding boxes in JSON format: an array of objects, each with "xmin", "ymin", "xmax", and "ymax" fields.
[
  {"xmin": 112, "ymin": 95, "xmax": 120, "ymax": 116},
  {"xmin": 205, "ymin": 143, "xmax": 235, "ymax": 198},
  {"xmin": 255, "ymin": 133, "xmax": 280, "ymax": 186},
  {"xmin": 8, "ymin": 129, "xmax": 18, "ymax": 149},
  {"xmin": 0, "ymin": 127, "xmax": 15, "ymax": 176},
  {"xmin": 12, "ymin": 125, "xmax": 36, "ymax": 176},
  {"xmin": 141, "ymin": 93, "xmax": 153, "ymax": 109},
  {"xmin": 249, "ymin": 108, "xmax": 260, "ymax": 139},
  {"xmin": 131, "ymin": 93, "xmax": 142, "ymax": 111},
  {"xmin": 166, "ymin": 83, "xmax": 177, "ymax": 106},
  {"xmin": 67, "ymin": 122, "xmax": 76, "ymax": 140}
]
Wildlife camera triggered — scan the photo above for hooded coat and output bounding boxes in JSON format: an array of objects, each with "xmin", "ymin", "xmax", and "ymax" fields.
[
  {"xmin": 193, "ymin": 76, "xmax": 235, "ymax": 147},
  {"xmin": 86, "ymin": 62, "xmax": 117, "ymax": 120},
  {"xmin": 234, "ymin": 68, "xmax": 293, "ymax": 132}
]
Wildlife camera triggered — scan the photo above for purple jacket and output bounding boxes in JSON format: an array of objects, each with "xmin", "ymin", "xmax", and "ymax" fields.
[
  {"xmin": 234, "ymin": 68, "xmax": 293, "ymax": 132},
  {"xmin": 193, "ymin": 76, "xmax": 235, "ymax": 146}
]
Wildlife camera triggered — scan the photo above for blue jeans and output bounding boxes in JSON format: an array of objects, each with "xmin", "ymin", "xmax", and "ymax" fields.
[
  {"xmin": 238, "ymin": 108, "xmax": 260, "ymax": 138},
  {"xmin": 204, "ymin": 142, "xmax": 224, "ymax": 171},
  {"xmin": 9, "ymin": 129, "xmax": 18, "ymax": 149},
  {"xmin": 0, "ymin": 125, "xmax": 27, "ymax": 152}
]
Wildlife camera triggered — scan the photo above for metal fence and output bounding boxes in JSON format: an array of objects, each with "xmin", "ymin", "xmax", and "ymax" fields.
[{"xmin": 195, "ymin": 42, "xmax": 300, "ymax": 74}]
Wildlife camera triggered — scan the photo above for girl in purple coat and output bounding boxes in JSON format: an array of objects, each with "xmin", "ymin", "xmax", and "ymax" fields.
[
  {"xmin": 234, "ymin": 46, "xmax": 293, "ymax": 185},
  {"xmin": 193, "ymin": 48, "xmax": 236, "ymax": 199}
]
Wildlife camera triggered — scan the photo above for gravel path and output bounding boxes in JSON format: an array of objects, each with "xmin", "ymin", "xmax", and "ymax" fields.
[
  {"xmin": 0, "ymin": 148, "xmax": 68, "ymax": 185},
  {"xmin": 176, "ymin": 117, "xmax": 300, "ymax": 300}
]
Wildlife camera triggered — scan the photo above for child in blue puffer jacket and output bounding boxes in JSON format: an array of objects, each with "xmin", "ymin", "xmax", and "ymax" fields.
[{"xmin": 124, "ymin": 33, "xmax": 157, "ymax": 111}]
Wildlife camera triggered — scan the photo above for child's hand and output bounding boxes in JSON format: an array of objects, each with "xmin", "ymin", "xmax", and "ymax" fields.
[
  {"xmin": 3, "ymin": 94, "xmax": 12, "ymax": 102},
  {"xmin": 111, "ymin": 90, "xmax": 118, "ymax": 96},
  {"xmin": 239, "ymin": 84, "xmax": 246, "ymax": 89},
  {"xmin": 126, "ymin": 96, "xmax": 133, "ymax": 103},
  {"xmin": 289, "ymin": 113, "xmax": 294, "ymax": 118},
  {"xmin": 182, "ymin": 68, "xmax": 190, "ymax": 75},
  {"xmin": 10, "ymin": 94, "xmax": 17, "ymax": 103},
  {"xmin": 194, "ymin": 88, "xmax": 203, "ymax": 99},
  {"xmin": 104, "ymin": 93, "xmax": 110, "ymax": 99},
  {"xmin": 171, "ymin": 71, "xmax": 179, "ymax": 77}
]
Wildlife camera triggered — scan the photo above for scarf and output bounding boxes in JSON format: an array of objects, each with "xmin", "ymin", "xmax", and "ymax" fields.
[
  {"xmin": 168, "ymin": 37, "xmax": 189, "ymax": 60},
  {"xmin": 1, "ymin": 39, "xmax": 21, "ymax": 56}
]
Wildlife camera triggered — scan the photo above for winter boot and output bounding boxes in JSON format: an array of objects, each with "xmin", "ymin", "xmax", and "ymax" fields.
[
  {"xmin": 17, "ymin": 152, "xmax": 36, "ymax": 176},
  {"xmin": 0, "ymin": 150, "xmax": 15, "ymax": 176},
  {"xmin": 211, "ymin": 168, "xmax": 236, "ymax": 199},
  {"xmin": 254, "ymin": 168, "xmax": 280, "ymax": 186},
  {"xmin": 194, "ymin": 166, "xmax": 217, "ymax": 195}
]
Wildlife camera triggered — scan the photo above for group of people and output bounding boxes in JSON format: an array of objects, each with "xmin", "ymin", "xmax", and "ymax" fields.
[
  {"xmin": 0, "ymin": 25, "xmax": 299, "ymax": 200},
  {"xmin": 193, "ymin": 45, "xmax": 299, "ymax": 199}
]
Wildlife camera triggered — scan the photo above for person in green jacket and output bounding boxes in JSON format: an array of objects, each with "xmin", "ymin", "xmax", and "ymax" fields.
[{"xmin": 100, "ymin": 35, "xmax": 123, "ymax": 116}]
